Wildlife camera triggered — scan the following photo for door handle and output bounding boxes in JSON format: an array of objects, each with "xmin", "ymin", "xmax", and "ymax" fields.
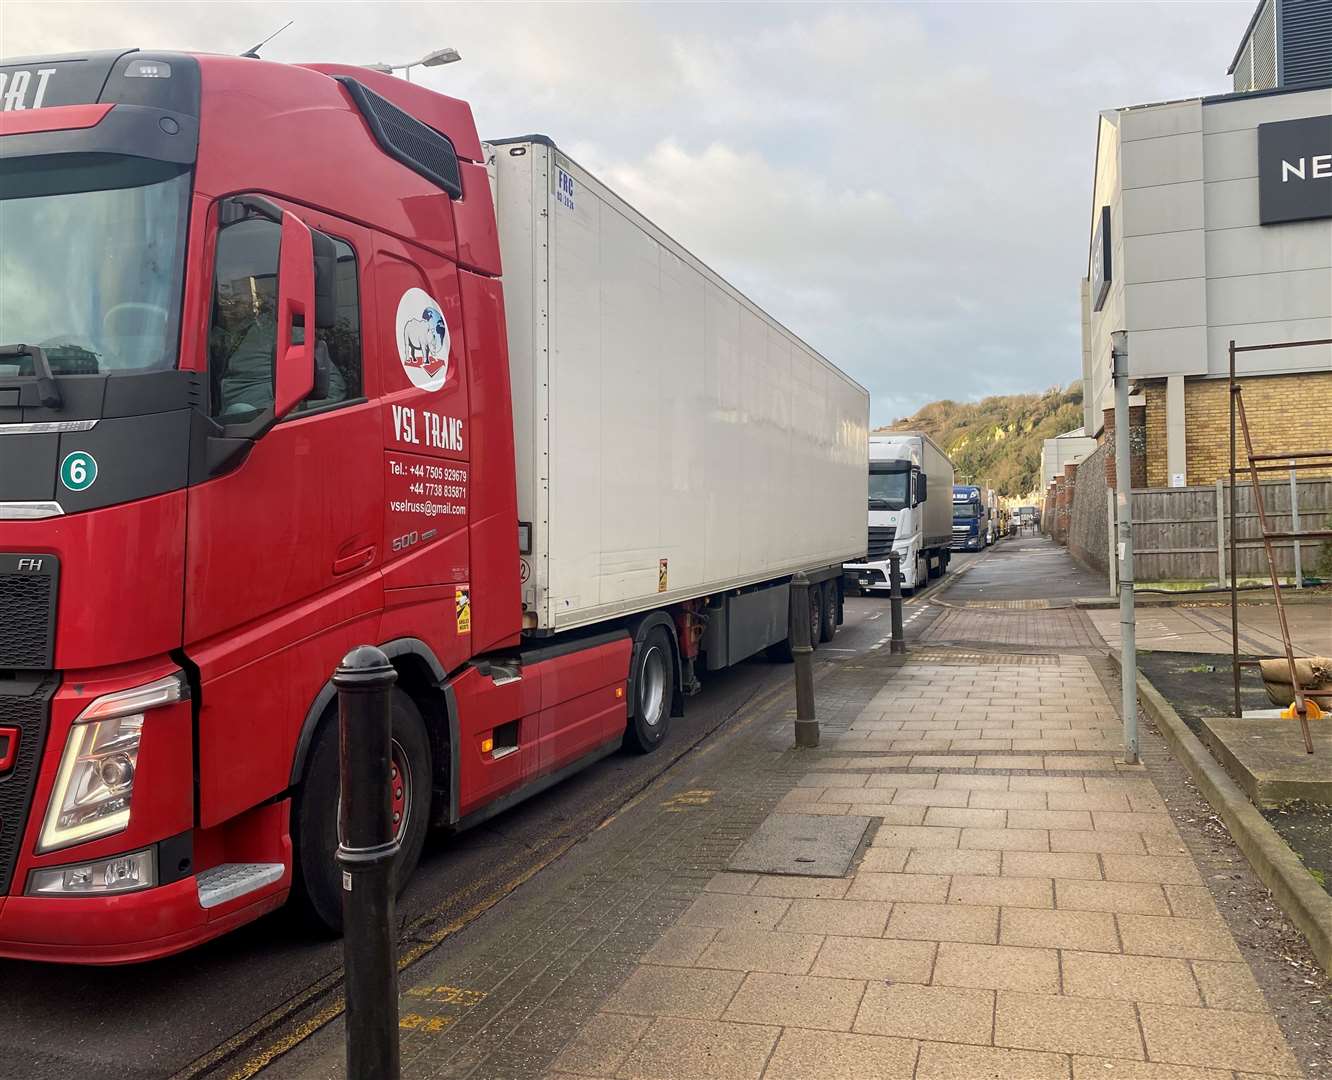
[{"xmin": 332, "ymin": 545, "xmax": 376, "ymax": 576}]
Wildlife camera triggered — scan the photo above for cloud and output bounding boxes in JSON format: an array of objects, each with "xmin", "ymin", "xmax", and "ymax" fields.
[{"xmin": 1, "ymin": 1, "xmax": 1253, "ymax": 423}]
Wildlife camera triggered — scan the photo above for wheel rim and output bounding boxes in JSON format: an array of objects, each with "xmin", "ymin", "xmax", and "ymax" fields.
[
  {"xmin": 390, "ymin": 738, "xmax": 412, "ymax": 843},
  {"xmin": 640, "ymin": 645, "xmax": 666, "ymax": 727}
]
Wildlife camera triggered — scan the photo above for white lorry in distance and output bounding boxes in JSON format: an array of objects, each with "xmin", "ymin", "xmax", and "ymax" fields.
[{"xmin": 843, "ymin": 432, "xmax": 955, "ymax": 594}]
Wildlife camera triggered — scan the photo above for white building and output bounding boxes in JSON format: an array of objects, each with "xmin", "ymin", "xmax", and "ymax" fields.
[
  {"xmin": 1079, "ymin": 0, "xmax": 1332, "ymax": 488},
  {"xmin": 1041, "ymin": 428, "xmax": 1098, "ymax": 490}
]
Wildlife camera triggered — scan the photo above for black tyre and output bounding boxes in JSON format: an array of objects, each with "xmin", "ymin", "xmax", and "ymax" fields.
[
  {"xmin": 819, "ymin": 581, "xmax": 838, "ymax": 643},
  {"xmin": 807, "ymin": 583, "xmax": 823, "ymax": 649},
  {"xmin": 767, "ymin": 579, "xmax": 825, "ymax": 661},
  {"xmin": 290, "ymin": 687, "xmax": 433, "ymax": 934},
  {"xmin": 625, "ymin": 627, "xmax": 674, "ymax": 753}
]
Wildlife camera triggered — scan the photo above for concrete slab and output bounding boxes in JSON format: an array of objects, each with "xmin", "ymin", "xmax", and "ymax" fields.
[
  {"xmin": 726, "ymin": 812, "xmax": 872, "ymax": 878},
  {"xmin": 1201, "ymin": 717, "xmax": 1332, "ymax": 807}
]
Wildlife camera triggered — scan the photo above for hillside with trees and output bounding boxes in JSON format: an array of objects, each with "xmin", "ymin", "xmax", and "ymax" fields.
[{"xmin": 880, "ymin": 383, "xmax": 1084, "ymax": 498}]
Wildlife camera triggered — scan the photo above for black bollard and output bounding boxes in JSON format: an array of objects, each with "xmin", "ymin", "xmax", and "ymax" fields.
[
  {"xmin": 334, "ymin": 645, "xmax": 402, "ymax": 1080},
  {"xmin": 888, "ymin": 552, "xmax": 906, "ymax": 655},
  {"xmin": 791, "ymin": 573, "xmax": 819, "ymax": 747}
]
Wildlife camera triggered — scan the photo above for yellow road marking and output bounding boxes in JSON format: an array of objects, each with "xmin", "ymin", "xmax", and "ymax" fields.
[
  {"xmin": 399, "ymin": 1014, "xmax": 453, "ymax": 1033},
  {"xmin": 660, "ymin": 788, "xmax": 715, "ymax": 812},
  {"xmin": 404, "ymin": 985, "xmax": 486, "ymax": 1006}
]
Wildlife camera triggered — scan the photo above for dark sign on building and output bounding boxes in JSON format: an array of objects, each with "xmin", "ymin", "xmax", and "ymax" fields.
[
  {"xmin": 1258, "ymin": 114, "xmax": 1332, "ymax": 225},
  {"xmin": 1090, "ymin": 205, "xmax": 1111, "ymax": 312}
]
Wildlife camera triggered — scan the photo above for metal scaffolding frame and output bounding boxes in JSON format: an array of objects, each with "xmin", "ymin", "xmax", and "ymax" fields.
[{"xmin": 1228, "ymin": 336, "xmax": 1332, "ymax": 755}]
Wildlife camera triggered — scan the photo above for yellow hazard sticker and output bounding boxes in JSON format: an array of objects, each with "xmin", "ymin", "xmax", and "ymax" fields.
[
  {"xmin": 455, "ymin": 587, "xmax": 471, "ymax": 634},
  {"xmin": 658, "ymin": 558, "xmax": 668, "ymax": 593}
]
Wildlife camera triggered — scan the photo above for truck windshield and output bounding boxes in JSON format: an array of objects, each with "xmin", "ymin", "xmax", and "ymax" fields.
[
  {"xmin": 869, "ymin": 465, "xmax": 909, "ymax": 510},
  {"xmin": 0, "ymin": 153, "xmax": 190, "ymax": 375},
  {"xmin": 954, "ymin": 500, "xmax": 980, "ymax": 519}
]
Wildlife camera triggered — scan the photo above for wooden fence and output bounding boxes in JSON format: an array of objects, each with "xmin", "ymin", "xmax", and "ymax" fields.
[{"xmin": 1131, "ymin": 477, "xmax": 1331, "ymax": 583}]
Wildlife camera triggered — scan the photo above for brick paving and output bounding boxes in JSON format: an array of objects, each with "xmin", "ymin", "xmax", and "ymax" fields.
[
  {"xmin": 267, "ymin": 564, "xmax": 1311, "ymax": 1079},
  {"xmin": 923, "ymin": 606, "xmax": 1103, "ymax": 649},
  {"xmin": 541, "ymin": 655, "xmax": 1303, "ymax": 1079}
]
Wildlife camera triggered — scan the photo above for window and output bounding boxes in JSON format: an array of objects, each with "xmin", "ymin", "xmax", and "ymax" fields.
[
  {"xmin": 209, "ymin": 217, "xmax": 279, "ymax": 422},
  {"xmin": 868, "ymin": 463, "xmax": 910, "ymax": 510},
  {"xmin": 208, "ymin": 216, "xmax": 362, "ymax": 423},
  {"xmin": 1, "ymin": 154, "xmax": 191, "ymax": 374},
  {"xmin": 295, "ymin": 236, "xmax": 362, "ymax": 415}
]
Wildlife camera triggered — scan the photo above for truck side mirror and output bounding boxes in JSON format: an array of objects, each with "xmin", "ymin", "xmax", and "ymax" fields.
[
  {"xmin": 273, "ymin": 211, "xmax": 316, "ymax": 420},
  {"xmin": 917, "ymin": 473, "xmax": 927, "ymax": 504}
]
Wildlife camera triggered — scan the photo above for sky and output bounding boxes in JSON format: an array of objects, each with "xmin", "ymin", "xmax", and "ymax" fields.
[{"xmin": 3, "ymin": 0, "xmax": 1257, "ymax": 425}]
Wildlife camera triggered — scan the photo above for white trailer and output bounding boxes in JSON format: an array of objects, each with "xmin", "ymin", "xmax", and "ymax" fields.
[
  {"xmin": 844, "ymin": 432, "xmax": 955, "ymax": 592},
  {"xmin": 488, "ymin": 137, "xmax": 869, "ymax": 666}
]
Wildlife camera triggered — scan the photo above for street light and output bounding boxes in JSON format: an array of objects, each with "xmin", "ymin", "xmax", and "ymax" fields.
[{"xmin": 363, "ymin": 48, "xmax": 460, "ymax": 82}]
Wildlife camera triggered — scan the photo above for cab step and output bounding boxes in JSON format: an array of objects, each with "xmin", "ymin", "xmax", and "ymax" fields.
[{"xmin": 196, "ymin": 862, "xmax": 284, "ymax": 909}]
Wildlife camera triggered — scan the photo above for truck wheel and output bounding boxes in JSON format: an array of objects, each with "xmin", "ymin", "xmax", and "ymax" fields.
[
  {"xmin": 290, "ymin": 688, "xmax": 433, "ymax": 935},
  {"xmin": 766, "ymin": 580, "xmax": 822, "ymax": 661},
  {"xmin": 625, "ymin": 627, "xmax": 674, "ymax": 754},
  {"xmin": 819, "ymin": 581, "xmax": 838, "ymax": 643}
]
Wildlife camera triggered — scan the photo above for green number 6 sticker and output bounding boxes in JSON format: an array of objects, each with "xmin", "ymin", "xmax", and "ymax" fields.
[{"xmin": 60, "ymin": 450, "xmax": 98, "ymax": 492}]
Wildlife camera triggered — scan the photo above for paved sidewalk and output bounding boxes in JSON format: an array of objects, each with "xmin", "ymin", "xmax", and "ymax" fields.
[
  {"xmin": 548, "ymin": 655, "xmax": 1303, "ymax": 1080},
  {"xmin": 1085, "ymin": 602, "xmax": 1332, "ymax": 657}
]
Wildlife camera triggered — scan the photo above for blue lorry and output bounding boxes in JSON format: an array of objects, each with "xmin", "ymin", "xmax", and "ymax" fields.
[{"xmin": 951, "ymin": 484, "xmax": 993, "ymax": 551}]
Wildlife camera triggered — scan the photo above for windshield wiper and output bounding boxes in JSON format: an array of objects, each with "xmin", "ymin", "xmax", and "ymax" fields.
[{"xmin": 0, "ymin": 344, "xmax": 61, "ymax": 409}]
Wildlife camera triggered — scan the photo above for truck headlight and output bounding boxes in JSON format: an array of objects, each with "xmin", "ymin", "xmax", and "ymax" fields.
[
  {"xmin": 38, "ymin": 673, "xmax": 187, "ymax": 853},
  {"xmin": 26, "ymin": 848, "xmax": 156, "ymax": 896}
]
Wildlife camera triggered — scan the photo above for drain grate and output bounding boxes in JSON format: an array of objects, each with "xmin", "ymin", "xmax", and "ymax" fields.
[
  {"xmin": 963, "ymin": 599, "xmax": 1054, "ymax": 610},
  {"xmin": 908, "ymin": 649, "xmax": 1061, "ymax": 666}
]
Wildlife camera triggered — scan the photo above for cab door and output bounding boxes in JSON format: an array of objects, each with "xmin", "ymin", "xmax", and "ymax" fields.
[
  {"xmin": 183, "ymin": 200, "xmax": 383, "ymax": 827},
  {"xmin": 373, "ymin": 233, "xmax": 473, "ymax": 680}
]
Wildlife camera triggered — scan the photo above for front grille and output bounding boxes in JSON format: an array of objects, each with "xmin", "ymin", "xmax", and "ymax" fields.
[
  {"xmin": 0, "ymin": 554, "xmax": 59, "ymax": 668},
  {"xmin": 0, "ymin": 674, "xmax": 55, "ymax": 894},
  {"xmin": 867, "ymin": 525, "xmax": 896, "ymax": 560}
]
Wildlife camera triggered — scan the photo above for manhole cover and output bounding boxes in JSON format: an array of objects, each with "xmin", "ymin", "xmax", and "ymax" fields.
[
  {"xmin": 727, "ymin": 814, "xmax": 871, "ymax": 877},
  {"xmin": 909, "ymin": 650, "xmax": 1061, "ymax": 666},
  {"xmin": 964, "ymin": 599, "xmax": 1054, "ymax": 610}
]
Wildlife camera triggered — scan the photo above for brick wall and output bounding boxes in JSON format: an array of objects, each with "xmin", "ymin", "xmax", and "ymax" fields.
[
  {"xmin": 1143, "ymin": 382, "xmax": 1168, "ymax": 489},
  {"xmin": 1182, "ymin": 371, "xmax": 1332, "ymax": 485},
  {"xmin": 1066, "ymin": 440, "xmax": 1111, "ymax": 576},
  {"xmin": 1102, "ymin": 404, "xmax": 1147, "ymax": 491}
]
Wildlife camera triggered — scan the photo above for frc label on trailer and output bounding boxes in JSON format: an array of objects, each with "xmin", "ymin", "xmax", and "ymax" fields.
[
  {"xmin": 395, "ymin": 287, "xmax": 452, "ymax": 391},
  {"xmin": 555, "ymin": 167, "xmax": 576, "ymax": 211}
]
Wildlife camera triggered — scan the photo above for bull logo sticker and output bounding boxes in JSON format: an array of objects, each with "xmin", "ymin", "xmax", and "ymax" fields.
[{"xmin": 395, "ymin": 287, "xmax": 452, "ymax": 392}]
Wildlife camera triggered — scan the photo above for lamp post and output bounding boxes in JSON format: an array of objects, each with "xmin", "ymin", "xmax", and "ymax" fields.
[
  {"xmin": 363, "ymin": 48, "xmax": 460, "ymax": 82},
  {"xmin": 1111, "ymin": 330, "xmax": 1139, "ymax": 765}
]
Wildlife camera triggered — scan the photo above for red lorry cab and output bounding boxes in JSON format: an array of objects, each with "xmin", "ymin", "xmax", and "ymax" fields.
[{"xmin": 0, "ymin": 50, "xmax": 849, "ymax": 963}]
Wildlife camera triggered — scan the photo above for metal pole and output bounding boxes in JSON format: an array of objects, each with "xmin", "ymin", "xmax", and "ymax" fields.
[
  {"xmin": 888, "ymin": 552, "xmax": 906, "ymax": 655},
  {"xmin": 335, "ymin": 646, "xmax": 402, "ymax": 1080},
  {"xmin": 1235, "ymin": 393, "xmax": 1314, "ymax": 753},
  {"xmin": 1215, "ymin": 478, "xmax": 1226, "ymax": 589},
  {"xmin": 1229, "ymin": 340, "xmax": 1241, "ymax": 719},
  {"xmin": 790, "ymin": 573, "xmax": 819, "ymax": 747},
  {"xmin": 1290, "ymin": 463, "xmax": 1303, "ymax": 589},
  {"xmin": 1106, "ymin": 488, "xmax": 1117, "ymax": 595},
  {"xmin": 1112, "ymin": 332, "xmax": 1139, "ymax": 765}
]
